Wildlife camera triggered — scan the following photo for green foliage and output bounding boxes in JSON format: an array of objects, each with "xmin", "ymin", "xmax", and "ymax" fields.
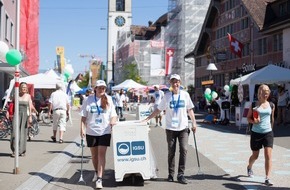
[
  {"xmin": 77, "ymin": 71, "xmax": 90, "ymax": 88},
  {"xmin": 122, "ymin": 63, "xmax": 147, "ymax": 85}
]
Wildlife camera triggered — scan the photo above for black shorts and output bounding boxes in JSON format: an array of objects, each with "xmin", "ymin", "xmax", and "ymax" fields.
[
  {"xmin": 86, "ymin": 134, "xmax": 111, "ymax": 147},
  {"xmin": 250, "ymin": 131, "xmax": 274, "ymax": 151}
]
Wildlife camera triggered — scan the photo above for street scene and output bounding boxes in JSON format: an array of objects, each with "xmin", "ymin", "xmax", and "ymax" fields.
[
  {"xmin": 1, "ymin": 0, "xmax": 290, "ymax": 190},
  {"xmin": 1, "ymin": 108, "xmax": 290, "ymax": 190}
]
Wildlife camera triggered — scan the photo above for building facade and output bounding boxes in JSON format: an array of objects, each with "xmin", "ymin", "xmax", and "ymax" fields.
[{"xmin": 189, "ymin": 0, "xmax": 289, "ymax": 100}]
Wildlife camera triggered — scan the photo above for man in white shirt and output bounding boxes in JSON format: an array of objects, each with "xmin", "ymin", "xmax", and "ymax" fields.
[
  {"xmin": 115, "ymin": 89, "xmax": 126, "ymax": 118},
  {"xmin": 48, "ymin": 82, "xmax": 70, "ymax": 143},
  {"xmin": 144, "ymin": 74, "xmax": 197, "ymax": 184}
]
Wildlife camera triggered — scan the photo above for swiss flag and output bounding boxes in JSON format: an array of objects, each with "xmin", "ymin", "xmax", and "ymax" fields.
[
  {"xmin": 165, "ymin": 48, "xmax": 174, "ymax": 76},
  {"xmin": 228, "ymin": 33, "xmax": 244, "ymax": 58}
]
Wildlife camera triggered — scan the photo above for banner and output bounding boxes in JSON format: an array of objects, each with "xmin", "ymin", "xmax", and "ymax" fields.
[
  {"xmin": 165, "ymin": 48, "xmax": 174, "ymax": 75},
  {"xmin": 227, "ymin": 33, "xmax": 244, "ymax": 58},
  {"xmin": 56, "ymin": 47, "xmax": 65, "ymax": 73},
  {"xmin": 150, "ymin": 54, "xmax": 165, "ymax": 76},
  {"xmin": 20, "ymin": 0, "xmax": 39, "ymax": 74}
]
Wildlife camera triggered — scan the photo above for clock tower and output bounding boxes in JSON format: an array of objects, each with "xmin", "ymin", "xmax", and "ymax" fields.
[{"xmin": 107, "ymin": 0, "xmax": 132, "ymax": 84}]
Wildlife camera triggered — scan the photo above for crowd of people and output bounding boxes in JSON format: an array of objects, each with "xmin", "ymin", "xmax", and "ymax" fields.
[{"xmin": 3, "ymin": 74, "xmax": 289, "ymax": 189}]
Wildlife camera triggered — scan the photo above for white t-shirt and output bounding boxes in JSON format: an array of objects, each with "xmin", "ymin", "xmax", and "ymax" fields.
[
  {"xmin": 154, "ymin": 90, "xmax": 164, "ymax": 105},
  {"xmin": 116, "ymin": 93, "xmax": 126, "ymax": 107},
  {"xmin": 158, "ymin": 90, "xmax": 194, "ymax": 131},
  {"xmin": 49, "ymin": 90, "xmax": 69, "ymax": 110},
  {"xmin": 81, "ymin": 94, "xmax": 117, "ymax": 136}
]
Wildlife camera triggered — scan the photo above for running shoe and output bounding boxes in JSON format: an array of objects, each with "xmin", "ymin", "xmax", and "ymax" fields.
[
  {"xmin": 247, "ymin": 167, "xmax": 254, "ymax": 178},
  {"xmin": 265, "ymin": 179, "xmax": 273, "ymax": 186},
  {"xmin": 96, "ymin": 178, "xmax": 103, "ymax": 189}
]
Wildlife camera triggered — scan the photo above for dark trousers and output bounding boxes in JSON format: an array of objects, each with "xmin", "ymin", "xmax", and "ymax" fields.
[
  {"xmin": 166, "ymin": 128, "xmax": 190, "ymax": 177},
  {"xmin": 116, "ymin": 106, "xmax": 123, "ymax": 118}
]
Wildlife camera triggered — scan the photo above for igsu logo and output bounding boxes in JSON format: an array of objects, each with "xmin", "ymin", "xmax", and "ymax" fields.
[
  {"xmin": 117, "ymin": 142, "xmax": 130, "ymax": 156},
  {"xmin": 116, "ymin": 141, "xmax": 145, "ymax": 156}
]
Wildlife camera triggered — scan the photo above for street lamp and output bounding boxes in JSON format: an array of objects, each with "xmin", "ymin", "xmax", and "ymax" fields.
[{"xmin": 206, "ymin": 63, "xmax": 217, "ymax": 80}]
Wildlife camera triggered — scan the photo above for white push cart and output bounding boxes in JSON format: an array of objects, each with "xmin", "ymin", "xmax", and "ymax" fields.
[{"xmin": 112, "ymin": 120, "xmax": 157, "ymax": 183}]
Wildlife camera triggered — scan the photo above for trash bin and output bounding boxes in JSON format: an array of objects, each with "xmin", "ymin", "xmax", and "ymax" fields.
[
  {"xmin": 136, "ymin": 104, "xmax": 151, "ymax": 120},
  {"xmin": 112, "ymin": 120, "xmax": 157, "ymax": 182}
]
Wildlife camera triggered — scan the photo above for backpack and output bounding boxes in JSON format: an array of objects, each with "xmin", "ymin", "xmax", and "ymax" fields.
[{"xmin": 247, "ymin": 101, "xmax": 274, "ymax": 133}]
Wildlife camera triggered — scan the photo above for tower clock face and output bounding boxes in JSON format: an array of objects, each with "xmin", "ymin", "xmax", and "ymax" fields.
[{"xmin": 115, "ymin": 16, "xmax": 126, "ymax": 27}]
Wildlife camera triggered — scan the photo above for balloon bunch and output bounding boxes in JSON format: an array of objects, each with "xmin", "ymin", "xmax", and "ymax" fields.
[
  {"xmin": 223, "ymin": 85, "xmax": 233, "ymax": 97},
  {"xmin": 63, "ymin": 64, "xmax": 74, "ymax": 82},
  {"xmin": 204, "ymin": 88, "xmax": 218, "ymax": 102},
  {"xmin": 0, "ymin": 41, "xmax": 22, "ymax": 66}
]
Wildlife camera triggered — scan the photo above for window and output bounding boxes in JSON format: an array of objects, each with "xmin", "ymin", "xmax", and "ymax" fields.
[
  {"xmin": 0, "ymin": 2, "xmax": 2, "ymax": 38},
  {"xmin": 241, "ymin": 17, "xmax": 249, "ymax": 30},
  {"xmin": 10, "ymin": 22, "xmax": 14, "ymax": 45},
  {"xmin": 273, "ymin": 33, "xmax": 283, "ymax": 51},
  {"xmin": 116, "ymin": 0, "xmax": 125, "ymax": 12},
  {"xmin": 5, "ymin": 14, "xmax": 9, "ymax": 40},
  {"xmin": 258, "ymin": 38, "xmax": 267, "ymax": 55},
  {"xmin": 279, "ymin": 2, "xmax": 287, "ymax": 16},
  {"xmin": 242, "ymin": 43, "xmax": 250, "ymax": 56}
]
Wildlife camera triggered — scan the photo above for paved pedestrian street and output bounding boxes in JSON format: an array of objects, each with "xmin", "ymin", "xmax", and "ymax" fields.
[{"xmin": 0, "ymin": 110, "xmax": 290, "ymax": 190}]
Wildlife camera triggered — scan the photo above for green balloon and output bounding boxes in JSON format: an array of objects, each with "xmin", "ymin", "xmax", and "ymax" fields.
[
  {"xmin": 205, "ymin": 93, "xmax": 212, "ymax": 101},
  {"xmin": 64, "ymin": 71, "xmax": 70, "ymax": 79},
  {"xmin": 5, "ymin": 49, "xmax": 22, "ymax": 66},
  {"xmin": 229, "ymin": 85, "xmax": 233, "ymax": 92}
]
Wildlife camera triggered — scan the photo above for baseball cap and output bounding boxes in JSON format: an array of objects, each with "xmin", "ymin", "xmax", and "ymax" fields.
[
  {"xmin": 95, "ymin": 80, "xmax": 107, "ymax": 87},
  {"xmin": 170, "ymin": 74, "xmax": 181, "ymax": 81}
]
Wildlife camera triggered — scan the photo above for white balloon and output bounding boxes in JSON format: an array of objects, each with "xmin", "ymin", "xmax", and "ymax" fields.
[
  {"xmin": 212, "ymin": 91, "xmax": 218, "ymax": 99},
  {"xmin": 224, "ymin": 91, "xmax": 230, "ymax": 97},
  {"xmin": 205, "ymin": 88, "xmax": 211, "ymax": 95},
  {"xmin": 64, "ymin": 64, "xmax": 74, "ymax": 75},
  {"xmin": 0, "ymin": 41, "xmax": 9, "ymax": 61},
  {"xmin": 224, "ymin": 85, "xmax": 229, "ymax": 92}
]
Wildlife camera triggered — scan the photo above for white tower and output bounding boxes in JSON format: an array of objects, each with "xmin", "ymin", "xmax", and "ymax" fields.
[{"xmin": 107, "ymin": 0, "xmax": 132, "ymax": 84}]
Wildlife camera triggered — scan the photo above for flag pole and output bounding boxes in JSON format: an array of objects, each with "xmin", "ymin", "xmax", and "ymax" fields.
[{"xmin": 14, "ymin": 0, "xmax": 21, "ymax": 174}]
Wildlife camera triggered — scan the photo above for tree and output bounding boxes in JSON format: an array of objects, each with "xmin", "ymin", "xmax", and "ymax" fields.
[{"xmin": 122, "ymin": 62, "xmax": 147, "ymax": 85}]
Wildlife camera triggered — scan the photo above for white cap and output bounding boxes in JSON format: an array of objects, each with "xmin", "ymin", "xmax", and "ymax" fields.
[
  {"xmin": 153, "ymin": 85, "xmax": 159, "ymax": 89},
  {"xmin": 170, "ymin": 74, "xmax": 181, "ymax": 81},
  {"xmin": 95, "ymin": 80, "xmax": 107, "ymax": 87}
]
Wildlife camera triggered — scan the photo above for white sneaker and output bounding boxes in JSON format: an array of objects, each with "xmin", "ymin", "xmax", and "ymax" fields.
[
  {"xmin": 96, "ymin": 178, "xmax": 103, "ymax": 189},
  {"xmin": 92, "ymin": 173, "xmax": 98, "ymax": 182}
]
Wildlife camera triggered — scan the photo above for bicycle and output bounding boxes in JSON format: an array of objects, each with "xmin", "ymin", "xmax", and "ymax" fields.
[{"xmin": 0, "ymin": 110, "xmax": 12, "ymax": 138}]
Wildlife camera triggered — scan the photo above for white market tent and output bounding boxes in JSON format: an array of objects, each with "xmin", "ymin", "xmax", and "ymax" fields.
[
  {"xmin": 230, "ymin": 64, "xmax": 290, "ymax": 101},
  {"xmin": 3, "ymin": 72, "xmax": 63, "ymax": 108},
  {"xmin": 112, "ymin": 79, "xmax": 147, "ymax": 91}
]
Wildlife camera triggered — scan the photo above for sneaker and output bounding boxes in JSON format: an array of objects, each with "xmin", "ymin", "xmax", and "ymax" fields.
[
  {"xmin": 167, "ymin": 175, "xmax": 174, "ymax": 182},
  {"xmin": 159, "ymin": 121, "xmax": 162, "ymax": 126},
  {"xmin": 265, "ymin": 179, "xmax": 273, "ymax": 186},
  {"xmin": 155, "ymin": 124, "xmax": 158, "ymax": 128},
  {"xmin": 177, "ymin": 175, "xmax": 188, "ymax": 184},
  {"xmin": 96, "ymin": 178, "xmax": 103, "ymax": 189},
  {"xmin": 247, "ymin": 167, "xmax": 254, "ymax": 178},
  {"xmin": 92, "ymin": 173, "xmax": 98, "ymax": 182}
]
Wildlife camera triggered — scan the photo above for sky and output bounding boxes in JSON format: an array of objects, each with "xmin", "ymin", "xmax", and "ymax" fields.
[{"xmin": 39, "ymin": 0, "xmax": 168, "ymax": 76}]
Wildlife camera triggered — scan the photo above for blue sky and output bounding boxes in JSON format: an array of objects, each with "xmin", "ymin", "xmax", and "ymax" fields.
[{"xmin": 39, "ymin": 0, "xmax": 168, "ymax": 75}]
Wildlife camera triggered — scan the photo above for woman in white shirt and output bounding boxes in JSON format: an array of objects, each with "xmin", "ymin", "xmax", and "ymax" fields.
[{"xmin": 80, "ymin": 80, "xmax": 117, "ymax": 189}]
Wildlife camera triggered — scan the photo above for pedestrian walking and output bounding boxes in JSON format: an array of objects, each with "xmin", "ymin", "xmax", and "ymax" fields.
[
  {"xmin": 115, "ymin": 89, "xmax": 126, "ymax": 118},
  {"xmin": 10, "ymin": 82, "xmax": 34, "ymax": 157},
  {"xmin": 144, "ymin": 74, "xmax": 197, "ymax": 184},
  {"xmin": 153, "ymin": 85, "xmax": 164, "ymax": 127},
  {"xmin": 276, "ymin": 85, "xmax": 288, "ymax": 126},
  {"xmin": 80, "ymin": 80, "xmax": 117, "ymax": 189},
  {"xmin": 247, "ymin": 84, "xmax": 275, "ymax": 186},
  {"xmin": 48, "ymin": 82, "xmax": 70, "ymax": 144}
]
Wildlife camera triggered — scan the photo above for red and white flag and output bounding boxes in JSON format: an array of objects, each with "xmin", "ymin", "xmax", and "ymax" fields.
[
  {"xmin": 165, "ymin": 48, "xmax": 174, "ymax": 75},
  {"xmin": 227, "ymin": 33, "xmax": 244, "ymax": 58}
]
